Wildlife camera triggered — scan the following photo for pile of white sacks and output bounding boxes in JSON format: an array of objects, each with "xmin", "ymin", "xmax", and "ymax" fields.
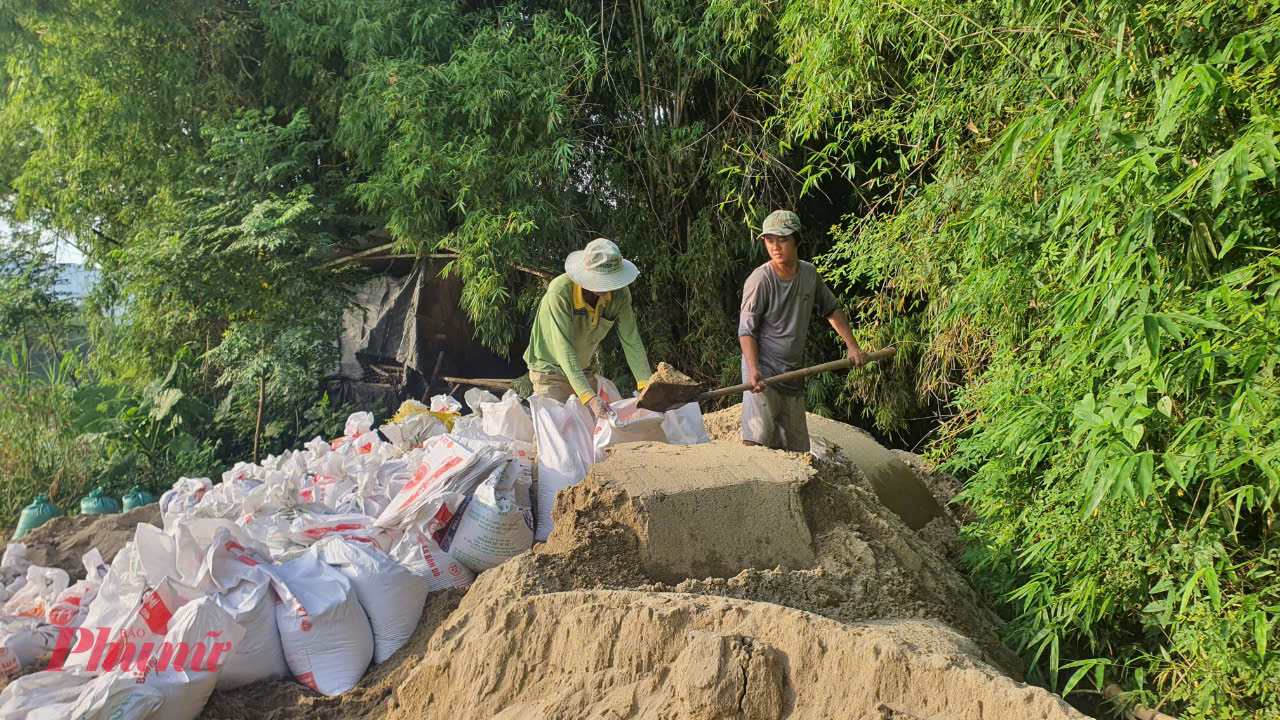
[{"xmin": 0, "ymin": 383, "xmax": 707, "ymax": 719}]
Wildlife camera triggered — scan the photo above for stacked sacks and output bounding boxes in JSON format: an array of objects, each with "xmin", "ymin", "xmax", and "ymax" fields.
[{"xmin": 0, "ymin": 386, "xmax": 711, "ymax": 716}]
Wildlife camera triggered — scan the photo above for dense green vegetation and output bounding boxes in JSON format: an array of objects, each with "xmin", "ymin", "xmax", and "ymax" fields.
[{"xmin": 2, "ymin": 0, "xmax": 1276, "ymax": 716}]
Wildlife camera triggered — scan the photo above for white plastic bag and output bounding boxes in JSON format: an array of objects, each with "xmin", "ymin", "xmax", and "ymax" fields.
[
  {"xmin": 450, "ymin": 460, "xmax": 534, "ymax": 572},
  {"xmin": 194, "ymin": 530, "xmax": 274, "ymax": 593},
  {"xmin": 662, "ymin": 401, "xmax": 710, "ymax": 444},
  {"xmin": 287, "ymin": 512, "xmax": 377, "ymax": 546},
  {"xmin": 160, "ymin": 477, "xmax": 214, "ymax": 528},
  {"xmin": 135, "ymin": 523, "xmax": 179, "ymax": 588},
  {"xmin": 0, "ymin": 543, "xmax": 30, "ymax": 602},
  {"xmin": 463, "ymin": 388, "xmax": 499, "ymax": 414},
  {"xmin": 212, "ymin": 579, "xmax": 289, "ymax": 690},
  {"xmin": 270, "ymin": 549, "xmax": 374, "ymax": 696},
  {"xmin": 390, "ymin": 526, "xmax": 475, "ymax": 592},
  {"xmin": 0, "ymin": 618, "xmax": 59, "ymax": 675},
  {"xmin": 343, "ymin": 411, "xmax": 375, "ymax": 440},
  {"xmin": 0, "ymin": 670, "xmax": 97, "ymax": 719},
  {"xmin": 374, "ymin": 435, "xmax": 480, "ymax": 528},
  {"xmin": 66, "ymin": 542, "xmax": 149, "ymax": 668},
  {"xmin": 64, "ymin": 673, "xmax": 164, "ymax": 720},
  {"xmin": 47, "ymin": 579, "xmax": 95, "ymax": 627},
  {"xmin": 46, "ymin": 548, "xmax": 107, "ymax": 628},
  {"xmin": 2, "ymin": 543, "xmax": 29, "ymax": 573},
  {"xmin": 379, "ymin": 412, "xmax": 446, "ymax": 451},
  {"xmin": 592, "ymin": 397, "xmax": 668, "ymax": 460},
  {"xmin": 58, "ymin": 575, "xmax": 203, "ymax": 674},
  {"xmin": 479, "ymin": 391, "xmax": 535, "ymax": 443},
  {"xmin": 529, "ymin": 394, "xmax": 595, "ymax": 542},
  {"xmin": 313, "ymin": 537, "xmax": 429, "ymax": 664},
  {"xmin": 78, "ymin": 596, "xmax": 246, "ymax": 720},
  {"xmin": 430, "ymin": 394, "xmax": 462, "ymax": 414},
  {"xmin": 594, "ymin": 375, "xmax": 625, "ymax": 405},
  {"xmin": 3, "ymin": 565, "xmax": 70, "ymax": 620}
]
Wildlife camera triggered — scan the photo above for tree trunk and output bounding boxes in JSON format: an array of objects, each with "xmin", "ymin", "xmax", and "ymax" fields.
[{"xmin": 253, "ymin": 374, "xmax": 266, "ymax": 463}]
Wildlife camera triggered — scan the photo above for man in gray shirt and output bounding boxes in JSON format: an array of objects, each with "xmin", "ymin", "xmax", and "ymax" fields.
[{"xmin": 738, "ymin": 210, "xmax": 867, "ymax": 451}]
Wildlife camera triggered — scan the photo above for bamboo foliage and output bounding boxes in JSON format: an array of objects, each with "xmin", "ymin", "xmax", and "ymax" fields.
[{"xmin": 717, "ymin": 0, "xmax": 1280, "ymax": 715}]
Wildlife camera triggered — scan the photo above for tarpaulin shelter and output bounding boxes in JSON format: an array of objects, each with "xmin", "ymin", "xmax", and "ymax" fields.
[{"xmin": 329, "ymin": 254, "xmax": 527, "ymax": 413}]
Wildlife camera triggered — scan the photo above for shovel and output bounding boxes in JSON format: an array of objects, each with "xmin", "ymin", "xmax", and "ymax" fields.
[{"xmin": 636, "ymin": 347, "xmax": 897, "ymax": 413}]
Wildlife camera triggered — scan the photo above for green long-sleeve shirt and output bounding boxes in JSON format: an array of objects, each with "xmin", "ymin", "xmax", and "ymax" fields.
[{"xmin": 523, "ymin": 273, "xmax": 653, "ymax": 402}]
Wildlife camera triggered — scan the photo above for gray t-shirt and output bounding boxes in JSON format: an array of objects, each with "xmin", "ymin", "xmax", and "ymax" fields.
[{"xmin": 738, "ymin": 261, "xmax": 839, "ymax": 395}]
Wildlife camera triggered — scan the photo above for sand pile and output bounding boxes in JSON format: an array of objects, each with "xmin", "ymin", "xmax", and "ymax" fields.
[
  {"xmin": 383, "ymin": 590, "xmax": 1082, "ymax": 720},
  {"xmin": 470, "ymin": 437, "xmax": 1018, "ymax": 673},
  {"xmin": 16, "ymin": 503, "xmax": 161, "ymax": 579}
]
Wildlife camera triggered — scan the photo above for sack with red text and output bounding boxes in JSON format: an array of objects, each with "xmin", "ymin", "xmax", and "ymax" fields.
[
  {"xmin": 46, "ymin": 548, "xmax": 108, "ymax": 628},
  {"xmin": 287, "ymin": 512, "xmax": 379, "ymax": 548},
  {"xmin": 374, "ymin": 435, "xmax": 481, "ymax": 528},
  {"xmin": 269, "ymin": 548, "xmax": 373, "ymax": 696},
  {"xmin": 390, "ymin": 523, "xmax": 475, "ymax": 592},
  {"xmin": 76, "ymin": 596, "xmax": 246, "ymax": 720},
  {"xmin": 0, "ymin": 618, "xmax": 59, "ymax": 676}
]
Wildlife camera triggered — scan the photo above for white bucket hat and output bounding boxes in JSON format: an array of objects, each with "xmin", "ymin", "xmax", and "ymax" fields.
[{"xmin": 564, "ymin": 238, "xmax": 639, "ymax": 292}]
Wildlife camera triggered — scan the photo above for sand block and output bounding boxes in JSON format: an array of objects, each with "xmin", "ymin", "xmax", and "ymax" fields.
[{"xmin": 585, "ymin": 441, "xmax": 816, "ymax": 583}]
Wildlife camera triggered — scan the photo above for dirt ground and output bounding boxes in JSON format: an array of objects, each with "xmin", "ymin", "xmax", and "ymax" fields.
[{"xmin": 13, "ymin": 504, "xmax": 161, "ymax": 578}]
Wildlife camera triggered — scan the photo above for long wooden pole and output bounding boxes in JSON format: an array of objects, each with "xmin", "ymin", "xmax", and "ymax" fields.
[{"xmin": 700, "ymin": 347, "xmax": 898, "ymax": 401}]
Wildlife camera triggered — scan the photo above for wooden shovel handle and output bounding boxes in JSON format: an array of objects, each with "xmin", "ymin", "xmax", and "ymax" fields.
[{"xmin": 701, "ymin": 346, "xmax": 898, "ymax": 401}]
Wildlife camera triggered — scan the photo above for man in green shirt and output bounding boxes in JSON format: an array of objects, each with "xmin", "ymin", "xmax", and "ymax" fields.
[{"xmin": 524, "ymin": 238, "xmax": 653, "ymax": 419}]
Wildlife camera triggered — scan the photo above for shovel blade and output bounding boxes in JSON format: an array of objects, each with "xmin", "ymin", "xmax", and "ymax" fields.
[{"xmin": 636, "ymin": 380, "xmax": 706, "ymax": 413}]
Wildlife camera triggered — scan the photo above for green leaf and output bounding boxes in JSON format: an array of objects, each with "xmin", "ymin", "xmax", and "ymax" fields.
[
  {"xmin": 1061, "ymin": 659, "xmax": 1096, "ymax": 697},
  {"xmin": 1164, "ymin": 312, "xmax": 1229, "ymax": 332},
  {"xmin": 1203, "ymin": 563, "xmax": 1222, "ymax": 611},
  {"xmin": 167, "ymin": 434, "xmax": 198, "ymax": 456},
  {"xmin": 1210, "ymin": 152, "xmax": 1231, "ymax": 207},
  {"xmin": 1123, "ymin": 423, "xmax": 1145, "ymax": 448},
  {"xmin": 1180, "ymin": 567, "xmax": 1206, "ymax": 614},
  {"xmin": 1137, "ymin": 452, "xmax": 1155, "ymax": 498},
  {"xmin": 1256, "ymin": 611, "xmax": 1270, "ymax": 659},
  {"xmin": 1143, "ymin": 314, "xmax": 1160, "ymax": 358},
  {"xmin": 1157, "ymin": 396, "xmax": 1174, "ymax": 417},
  {"xmin": 1085, "ymin": 458, "xmax": 1119, "ymax": 517},
  {"xmin": 149, "ymin": 388, "xmax": 185, "ymax": 422}
]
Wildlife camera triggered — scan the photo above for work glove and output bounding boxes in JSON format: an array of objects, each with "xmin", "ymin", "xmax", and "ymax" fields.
[{"xmin": 586, "ymin": 395, "xmax": 613, "ymax": 421}]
